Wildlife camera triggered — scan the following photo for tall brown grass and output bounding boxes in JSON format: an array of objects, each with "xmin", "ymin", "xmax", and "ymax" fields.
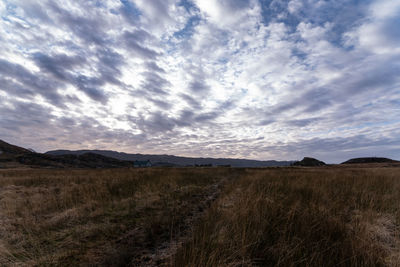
[
  {"xmin": 0, "ymin": 167, "xmax": 399, "ymax": 266},
  {"xmin": 174, "ymin": 167, "xmax": 400, "ymax": 266},
  {"xmin": 0, "ymin": 168, "xmax": 235, "ymax": 265}
]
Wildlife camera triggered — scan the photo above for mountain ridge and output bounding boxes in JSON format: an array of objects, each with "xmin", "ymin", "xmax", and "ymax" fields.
[
  {"xmin": 0, "ymin": 139, "xmax": 294, "ymax": 168},
  {"xmin": 0, "ymin": 139, "xmax": 32, "ymax": 156},
  {"xmin": 46, "ymin": 149, "xmax": 293, "ymax": 167},
  {"xmin": 0, "ymin": 140, "xmax": 135, "ymax": 168}
]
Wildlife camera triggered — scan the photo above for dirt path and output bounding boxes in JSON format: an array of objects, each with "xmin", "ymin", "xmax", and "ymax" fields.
[
  {"xmin": 83, "ymin": 178, "xmax": 229, "ymax": 266},
  {"xmin": 99, "ymin": 178, "xmax": 228, "ymax": 267},
  {"xmin": 0, "ymin": 170, "xmax": 233, "ymax": 266},
  {"xmin": 141, "ymin": 180, "xmax": 225, "ymax": 266}
]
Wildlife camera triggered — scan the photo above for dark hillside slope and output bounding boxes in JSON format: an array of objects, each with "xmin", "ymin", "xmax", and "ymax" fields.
[
  {"xmin": 292, "ymin": 157, "xmax": 326, "ymax": 166},
  {"xmin": 0, "ymin": 140, "xmax": 31, "ymax": 156},
  {"xmin": 16, "ymin": 152, "xmax": 134, "ymax": 168},
  {"xmin": 341, "ymin": 157, "xmax": 398, "ymax": 164},
  {"xmin": 0, "ymin": 140, "xmax": 134, "ymax": 168},
  {"xmin": 46, "ymin": 149, "xmax": 293, "ymax": 167}
]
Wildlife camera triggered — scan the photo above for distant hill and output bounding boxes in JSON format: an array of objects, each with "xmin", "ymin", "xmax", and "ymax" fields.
[
  {"xmin": 292, "ymin": 157, "xmax": 326, "ymax": 167},
  {"xmin": 46, "ymin": 150, "xmax": 293, "ymax": 167},
  {"xmin": 0, "ymin": 140, "xmax": 33, "ymax": 166},
  {"xmin": 0, "ymin": 140, "xmax": 134, "ymax": 168},
  {"xmin": 16, "ymin": 152, "xmax": 134, "ymax": 168},
  {"xmin": 0, "ymin": 140, "xmax": 32, "ymax": 156},
  {"xmin": 0, "ymin": 140, "xmax": 293, "ymax": 168},
  {"xmin": 341, "ymin": 157, "xmax": 398, "ymax": 164}
]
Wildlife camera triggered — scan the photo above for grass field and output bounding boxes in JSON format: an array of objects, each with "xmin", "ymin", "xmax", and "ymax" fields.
[{"xmin": 0, "ymin": 166, "xmax": 399, "ymax": 266}]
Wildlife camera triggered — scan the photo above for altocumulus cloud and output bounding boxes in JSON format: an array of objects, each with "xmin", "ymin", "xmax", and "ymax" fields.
[{"xmin": 0, "ymin": 0, "xmax": 399, "ymax": 163}]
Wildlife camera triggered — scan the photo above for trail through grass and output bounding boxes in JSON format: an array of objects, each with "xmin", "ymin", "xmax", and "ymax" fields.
[
  {"xmin": 0, "ymin": 167, "xmax": 399, "ymax": 266},
  {"xmin": 175, "ymin": 167, "xmax": 400, "ymax": 266},
  {"xmin": 0, "ymin": 168, "xmax": 237, "ymax": 265}
]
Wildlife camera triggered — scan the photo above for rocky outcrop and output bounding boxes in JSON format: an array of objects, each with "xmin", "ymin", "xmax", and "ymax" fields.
[
  {"xmin": 292, "ymin": 157, "xmax": 326, "ymax": 167},
  {"xmin": 341, "ymin": 157, "xmax": 398, "ymax": 164}
]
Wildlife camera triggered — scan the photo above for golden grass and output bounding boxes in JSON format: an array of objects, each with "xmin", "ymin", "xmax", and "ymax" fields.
[
  {"xmin": 0, "ymin": 167, "xmax": 399, "ymax": 266},
  {"xmin": 0, "ymin": 168, "xmax": 235, "ymax": 265},
  {"xmin": 174, "ymin": 167, "xmax": 400, "ymax": 266}
]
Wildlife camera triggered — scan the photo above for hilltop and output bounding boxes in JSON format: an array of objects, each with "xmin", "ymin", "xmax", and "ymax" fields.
[
  {"xmin": 292, "ymin": 157, "xmax": 326, "ymax": 167},
  {"xmin": 0, "ymin": 140, "xmax": 293, "ymax": 168},
  {"xmin": 341, "ymin": 157, "xmax": 399, "ymax": 164},
  {"xmin": 0, "ymin": 140, "xmax": 133, "ymax": 168},
  {"xmin": 0, "ymin": 139, "xmax": 32, "ymax": 156},
  {"xmin": 46, "ymin": 149, "xmax": 293, "ymax": 167}
]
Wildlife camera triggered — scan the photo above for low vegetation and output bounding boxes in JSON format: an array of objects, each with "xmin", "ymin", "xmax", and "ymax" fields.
[
  {"xmin": 0, "ymin": 166, "xmax": 399, "ymax": 266},
  {"xmin": 175, "ymin": 167, "xmax": 400, "ymax": 266},
  {"xmin": 0, "ymin": 168, "xmax": 236, "ymax": 265}
]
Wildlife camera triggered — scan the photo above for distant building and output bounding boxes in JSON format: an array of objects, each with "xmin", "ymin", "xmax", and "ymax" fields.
[
  {"xmin": 195, "ymin": 164, "xmax": 212, "ymax": 167},
  {"xmin": 133, "ymin": 160, "xmax": 152, "ymax": 167}
]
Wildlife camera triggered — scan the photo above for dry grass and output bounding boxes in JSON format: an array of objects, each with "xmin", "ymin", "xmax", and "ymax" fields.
[
  {"xmin": 0, "ymin": 168, "xmax": 236, "ymax": 266},
  {"xmin": 174, "ymin": 167, "xmax": 400, "ymax": 267},
  {"xmin": 0, "ymin": 166, "xmax": 399, "ymax": 266}
]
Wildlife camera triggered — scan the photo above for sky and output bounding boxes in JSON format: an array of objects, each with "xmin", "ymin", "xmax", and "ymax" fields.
[{"xmin": 0, "ymin": 0, "xmax": 399, "ymax": 163}]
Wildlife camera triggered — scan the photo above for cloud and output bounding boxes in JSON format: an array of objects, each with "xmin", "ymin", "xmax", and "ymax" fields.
[
  {"xmin": 133, "ymin": 0, "xmax": 189, "ymax": 36},
  {"xmin": 287, "ymin": 0, "xmax": 303, "ymax": 14},
  {"xmin": 48, "ymin": 2, "xmax": 108, "ymax": 46},
  {"xmin": 32, "ymin": 52, "xmax": 86, "ymax": 80},
  {"xmin": 179, "ymin": 93, "xmax": 201, "ymax": 109},
  {"xmin": 145, "ymin": 61, "xmax": 166, "ymax": 73},
  {"xmin": 0, "ymin": 58, "xmax": 64, "ymax": 105},
  {"xmin": 140, "ymin": 71, "xmax": 171, "ymax": 95},
  {"xmin": 0, "ymin": 0, "xmax": 399, "ymax": 163},
  {"xmin": 193, "ymin": 0, "xmax": 256, "ymax": 27},
  {"xmin": 344, "ymin": 0, "xmax": 400, "ymax": 54},
  {"xmin": 123, "ymin": 30, "xmax": 160, "ymax": 59},
  {"xmin": 96, "ymin": 48, "xmax": 125, "ymax": 85},
  {"xmin": 30, "ymin": 51, "xmax": 110, "ymax": 103}
]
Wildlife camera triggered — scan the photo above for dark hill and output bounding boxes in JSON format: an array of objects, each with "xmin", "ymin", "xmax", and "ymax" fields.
[
  {"xmin": 0, "ymin": 140, "xmax": 33, "ymax": 165},
  {"xmin": 46, "ymin": 149, "xmax": 293, "ymax": 167},
  {"xmin": 1, "ymin": 140, "xmax": 293, "ymax": 168},
  {"xmin": 0, "ymin": 140, "xmax": 31, "ymax": 156},
  {"xmin": 341, "ymin": 157, "xmax": 398, "ymax": 164},
  {"xmin": 292, "ymin": 157, "xmax": 326, "ymax": 167},
  {"xmin": 0, "ymin": 140, "xmax": 134, "ymax": 168},
  {"xmin": 16, "ymin": 152, "xmax": 134, "ymax": 168}
]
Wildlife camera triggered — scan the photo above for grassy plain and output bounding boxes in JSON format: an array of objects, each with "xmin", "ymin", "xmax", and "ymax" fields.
[{"xmin": 0, "ymin": 166, "xmax": 399, "ymax": 266}]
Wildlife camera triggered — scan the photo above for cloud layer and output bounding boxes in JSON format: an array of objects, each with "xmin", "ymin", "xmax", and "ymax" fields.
[{"xmin": 0, "ymin": 0, "xmax": 399, "ymax": 163}]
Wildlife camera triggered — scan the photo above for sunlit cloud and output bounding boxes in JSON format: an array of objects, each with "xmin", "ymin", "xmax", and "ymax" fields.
[{"xmin": 0, "ymin": 0, "xmax": 399, "ymax": 163}]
